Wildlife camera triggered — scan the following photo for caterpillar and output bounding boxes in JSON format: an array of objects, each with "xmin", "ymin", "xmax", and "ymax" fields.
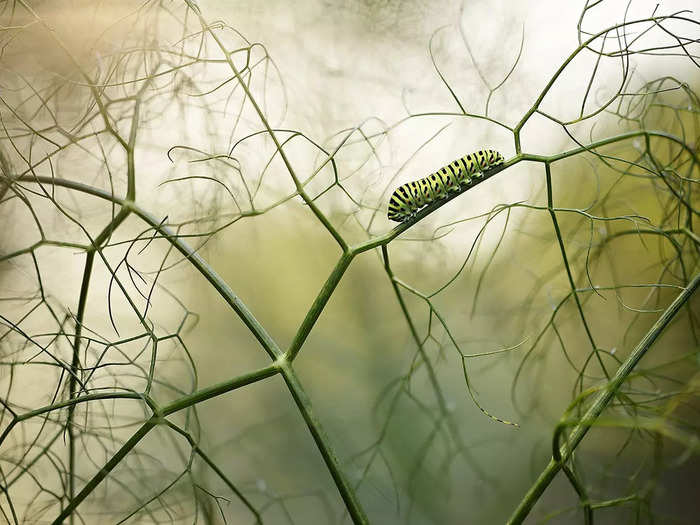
[{"xmin": 387, "ymin": 149, "xmax": 505, "ymax": 222}]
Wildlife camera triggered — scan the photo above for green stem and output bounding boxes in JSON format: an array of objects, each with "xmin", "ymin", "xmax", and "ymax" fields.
[
  {"xmin": 285, "ymin": 252, "xmax": 354, "ymax": 361},
  {"xmin": 66, "ymin": 206, "xmax": 131, "ymax": 521},
  {"xmin": 50, "ymin": 365, "xmax": 278, "ymax": 523},
  {"xmin": 16, "ymin": 174, "xmax": 282, "ymax": 360},
  {"xmin": 545, "ymin": 163, "xmax": 609, "ymax": 379},
  {"xmin": 279, "ymin": 362, "xmax": 369, "ymax": 524},
  {"xmin": 507, "ymin": 271, "xmax": 700, "ymax": 524},
  {"xmin": 52, "ymin": 420, "xmax": 155, "ymax": 525},
  {"xmin": 161, "ymin": 364, "xmax": 280, "ymax": 416}
]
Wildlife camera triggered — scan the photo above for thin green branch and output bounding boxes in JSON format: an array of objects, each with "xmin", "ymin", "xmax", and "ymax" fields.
[
  {"xmin": 545, "ymin": 162, "xmax": 609, "ymax": 379},
  {"xmin": 15, "ymin": 175, "xmax": 283, "ymax": 360},
  {"xmin": 507, "ymin": 271, "xmax": 700, "ymax": 524},
  {"xmin": 285, "ymin": 251, "xmax": 354, "ymax": 361},
  {"xmin": 279, "ymin": 361, "xmax": 369, "ymax": 524}
]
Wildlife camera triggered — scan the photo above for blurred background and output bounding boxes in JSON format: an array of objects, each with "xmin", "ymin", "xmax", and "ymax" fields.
[{"xmin": 0, "ymin": 0, "xmax": 698, "ymax": 523}]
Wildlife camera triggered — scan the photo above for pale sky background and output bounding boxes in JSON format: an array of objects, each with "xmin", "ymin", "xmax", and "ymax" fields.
[{"xmin": 202, "ymin": 0, "xmax": 694, "ymax": 138}]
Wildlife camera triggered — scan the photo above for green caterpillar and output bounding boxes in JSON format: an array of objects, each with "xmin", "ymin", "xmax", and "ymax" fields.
[{"xmin": 387, "ymin": 149, "xmax": 505, "ymax": 222}]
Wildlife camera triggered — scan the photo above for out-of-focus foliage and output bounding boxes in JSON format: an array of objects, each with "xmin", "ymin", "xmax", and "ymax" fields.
[{"xmin": 0, "ymin": 1, "xmax": 698, "ymax": 524}]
